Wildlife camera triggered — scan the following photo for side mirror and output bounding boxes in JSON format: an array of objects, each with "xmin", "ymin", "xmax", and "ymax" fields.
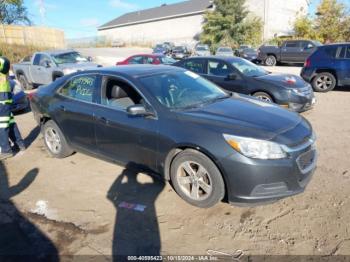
[
  {"xmin": 44, "ymin": 61, "xmax": 51, "ymax": 68},
  {"xmin": 87, "ymin": 56, "xmax": 93, "ymax": 62},
  {"xmin": 127, "ymin": 104, "xmax": 153, "ymax": 117},
  {"xmin": 227, "ymin": 73, "xmax": 237, "ymax": 80}
]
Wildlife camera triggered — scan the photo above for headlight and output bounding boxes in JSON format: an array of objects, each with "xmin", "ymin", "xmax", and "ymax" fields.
[
  {"xmin": 63, "ymin": 68, "xmax": 77, "ymax": 75},
  {"xmin": 223, "ymin": 134, "xmax": 287, "ymax": 159}
]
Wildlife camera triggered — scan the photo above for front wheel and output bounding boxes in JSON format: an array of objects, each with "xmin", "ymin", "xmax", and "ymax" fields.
[
  {"xmin": 170, "ymin": 149, "xmax": 225, "ymax": 208},
  {"xmin": 252, "ymin": 92, "xmax": 273, "ymax": 103},
  {"xmin": 18, "ymin": 74, "xmax": 33, "ymax": 90},
  {"xmin": 312, "ymin": 72, "xmax": 336, "ymax": 92},
  {"xmin": 43, "ymin": 120, "xmax": 73, "ymax": 158}
]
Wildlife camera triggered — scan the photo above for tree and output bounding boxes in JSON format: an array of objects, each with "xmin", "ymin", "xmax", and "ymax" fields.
[
  {"xmin": 200, "ymin": 0, "xmax": 262, "ymax": 49},
  {"xmin": 293, "ymin": 0, "xmax": 350, "ymax": 43},
  {"xmin": 0, "ymin": 0, "xmax": 31, "ymax": 25}
]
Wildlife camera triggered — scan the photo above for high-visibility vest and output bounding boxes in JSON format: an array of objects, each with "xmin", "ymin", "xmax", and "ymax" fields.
[{"xmin": 0, "ymin": 73, "xmax": 12, "ymax": 105}]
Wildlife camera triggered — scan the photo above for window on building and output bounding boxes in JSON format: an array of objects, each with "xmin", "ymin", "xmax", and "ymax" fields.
[{"xmin": 59, "ymin": 75, "xmax": 97, "ymax": 103}]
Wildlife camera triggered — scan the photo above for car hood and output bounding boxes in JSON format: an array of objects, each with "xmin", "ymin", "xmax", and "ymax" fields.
[
  {"xmin": 58, "ymin": 62, "xmax": 100, "ymax": 70},
  {"xmin": 177, "ymin": 95, "xmax": 312, "ymax": 146},
  {"xmin": 255, "ymin": 73, "xmax": 308, "ymax": 88}
]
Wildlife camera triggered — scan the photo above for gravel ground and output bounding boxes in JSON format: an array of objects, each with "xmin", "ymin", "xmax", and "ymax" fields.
[{"xmin": 1, "ymin": 51, "xmax": 350, "ymax": 259}]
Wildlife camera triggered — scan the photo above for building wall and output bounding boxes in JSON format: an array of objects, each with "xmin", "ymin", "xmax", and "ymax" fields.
[
  {"xmin": 246, "ymin": 0, "xmax": 309, "ymax": 40},
  {"xmin": 98, "ymin": 0, "xmax": 309, "ymax": 45},
  {"xmin": 98, "ymin": 14, "xmax": 204, "ymax": 46}
]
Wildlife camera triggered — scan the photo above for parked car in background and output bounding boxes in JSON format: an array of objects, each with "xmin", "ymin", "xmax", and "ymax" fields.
[
  {"xmin": 194, "ymin": 44, "xmax": 211, "ymax": 56},
  {"xmin": 215, "ymin": 47, "xmax": 234, "ymax": 57},
  {"xmin": 301, "ymin": 43, "xmax": 350, "ymax": 92},
  {"xmin": 238, "ymin": 48, "xmax": 259, "ymax": 63},
  {"xmin": 258, "ymin": 40, "xmax": 322, "ymax": 66},
  {"xmin": 153, "ymin": 44, "xmax": 169, "ymax": 55},
  {"xmin": 116, "ymin": 54, "xmax": 176, "ymax": 65},
  {"xmin": 234, "ymin": 45, "xmax": 251, "ymax": 56},
  {"xmin": 13, "ymin": 50, "xmax": 101, "ymax": 89},
  {"xmin": 30, "ymin": 65, "xmax": 317, "ymax": 207},
  {"xmin": 174, "ymin": 56, "xmax": 315, "ymax": 112},
  {"xmin": 172, "ymin": 46, "xmax": 191, "ymax": 60},
  {"xmin": 10, "ymin": 79, "xmax": 28, "ymax": 113},
  {"xmin": 163, "ymin": 42, "xmax": 175, "ymax": 52}
]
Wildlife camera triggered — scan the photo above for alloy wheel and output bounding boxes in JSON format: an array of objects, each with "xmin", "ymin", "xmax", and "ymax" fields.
[
  {"xmin": 316, "ymin": 75, "xmax": 333, "ymax": 90},
  {"xmin": 176, "ymin": 161, "xmax": 213, "ymax": 201},
  {"xmin": 256, "ymin": 95, "xmax": 272, "ymax": 103},
  {"xmin": 45, "ymin": 127, "xmax": 62, "ymax": 154}
]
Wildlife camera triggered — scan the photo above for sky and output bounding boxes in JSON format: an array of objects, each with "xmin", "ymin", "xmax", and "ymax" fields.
[{"xmin": 24, "ymin": 0, "xmax": 349, "ymax": 39}]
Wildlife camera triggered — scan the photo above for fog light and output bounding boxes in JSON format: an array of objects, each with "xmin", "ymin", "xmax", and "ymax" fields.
[{"xmin": 288, "ymin": 103, "xmax": 303, "ymax": 110}]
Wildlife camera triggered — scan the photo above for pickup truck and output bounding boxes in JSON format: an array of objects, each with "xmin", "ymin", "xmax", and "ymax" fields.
[
  {"xmin": 258, "ymin": 40, "xmax": 322, "ymax": 66},
  {"xmin": 13, "ymin": 50, "xmax": 102, "ymax": 90}
]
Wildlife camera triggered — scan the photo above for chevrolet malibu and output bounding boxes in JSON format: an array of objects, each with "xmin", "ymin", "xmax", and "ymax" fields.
[{"xmin": 30, "ymin": 65, "xmax": 317, "ymax": 208}]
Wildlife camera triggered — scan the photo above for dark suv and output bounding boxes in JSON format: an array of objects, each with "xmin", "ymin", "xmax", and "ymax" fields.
[{"xmin": 301, "ymin": 43, "xmax": 350, "ymax": 92}]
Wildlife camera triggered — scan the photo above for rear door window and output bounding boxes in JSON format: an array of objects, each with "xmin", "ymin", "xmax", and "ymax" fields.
[
  {"xmin": 208, "ymin": 60, "xmax": 232, "ymax": 77},
  {"xmin": 59, "ymin": 75, "xmax": 98, "ymax": 103},
  {"xmin": 285, "ymin": 41, "xmax": 298, "ymax": 48},
  {"xmin": 345, "ymin": 46, "xmax": 350, "ymax": 59},
  {"xmin": 129, "ymin": 56, "xmax": 144, "ymax": 64},
  {"xmin": 182, "ymin": 59, "xmax": 205, "ymax": 74}
]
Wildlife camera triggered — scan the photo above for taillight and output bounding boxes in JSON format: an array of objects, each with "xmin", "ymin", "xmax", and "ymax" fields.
[
  {"xmin": 27, "ymin": 91, "xmax": 36, "ymax": 101},
  {"xmin": 304, "ymin": 58, "xmax": 311, "ymax": 68}
]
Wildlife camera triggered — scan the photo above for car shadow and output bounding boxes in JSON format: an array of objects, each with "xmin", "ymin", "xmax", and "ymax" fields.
[
  {"xmin": 107, "ymin": 163, "xmax": 165, "ymax": 260},
  {"xmin": 333, "ymin": 85, "xmax": 350, "ymax": 92},
  {"xmin": 0, "ymin": 161, "xmax": 58, "ymax": 260}
]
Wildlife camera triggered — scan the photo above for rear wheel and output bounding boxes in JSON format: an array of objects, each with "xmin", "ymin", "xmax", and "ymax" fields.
[
  {"xmin": 264, "ymin": 55, "xmax": 277, "ymax": 66},
  {"xmin": 43, "ymin": 120, "xmax": 73, "ymax": 158},
  {"xmin": 253, "ymin": 92, "xmax": 273, "ymax": 103},
  {"xmin": 312, "ymin": 72, "xmax": 336, "ymax": 92},
  {"xmin": 18, "ymin": 74, "xmax": 33, "ymax": 90},
  {"xmin": 170, "ymin": 149, "xmax": 225, "ymax": 208}
]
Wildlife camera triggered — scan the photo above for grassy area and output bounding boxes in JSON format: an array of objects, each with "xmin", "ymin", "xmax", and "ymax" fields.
[{"xmin": 0, "ymin": 44, "xmax": 48, "ymax": 64}]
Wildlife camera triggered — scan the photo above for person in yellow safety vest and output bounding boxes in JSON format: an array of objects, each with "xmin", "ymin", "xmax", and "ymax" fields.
[{"xmin": 0, "ymin": 57, "xmax": 25, "ymax": 160}]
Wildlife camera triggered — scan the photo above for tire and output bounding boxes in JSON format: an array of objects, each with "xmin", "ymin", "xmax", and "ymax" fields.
[
  {"xmin": 42, "ymin": 120, "xmax": 73, "ymax": 158},
  {"xmin": 18, "ymin": 74, "xmax": 33, "ymax": 90},
  {"xmin": 264, "ymin": 55, "xmax": 277, "ymax": 66},
  {"xmin": 170, "ymin": 149, "xmax": 225, "ymax": 208},
  {"xmin": 252, "ymin": 92, "xmax": 274, "ymax": 103},
  {"xmin": 312, "ymin": 72, "xmax": 336, "ymax": 92}
]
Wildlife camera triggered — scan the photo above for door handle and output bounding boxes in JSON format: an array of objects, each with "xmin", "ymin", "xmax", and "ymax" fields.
[
  {"xmin": 97, "ymin": 116, "xmax": 109, "ymax": 124},
  {"xmin": 59, "ymin": 105, "xmax": 66, "ymax": 111}
]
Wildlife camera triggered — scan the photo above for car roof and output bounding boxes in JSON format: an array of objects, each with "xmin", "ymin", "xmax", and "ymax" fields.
[
  {"xmin": 128, "ymin": 53, "xmax": 164, "ymax": 57},
  {"xmin": 76, "ymin": 65, "xmax": 184, "ymax": 78},
  {"xmin": 184, "ymin": 56, "xmax": 240, "ymax": 62},
  {"xmin": 322, "ymin": 42, "xmax": 350, "ymax": 47},
  {"xmin": 40, "ymin": 49, "xmax": 77, "ymax": 55}
]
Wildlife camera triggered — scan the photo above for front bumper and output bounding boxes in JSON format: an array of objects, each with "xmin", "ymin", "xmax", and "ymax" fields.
[
  {"xmin": 276, "ymin": 87, "xmax": 316, "ymax": 113},
  {"xmin": 219, "ymin": 140, "xmax": 317, "ymax": 204}
]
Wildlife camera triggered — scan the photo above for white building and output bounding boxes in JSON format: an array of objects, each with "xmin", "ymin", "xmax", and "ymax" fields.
[{"xmin": 98, "ymin": 0, "xmax": 309, "ymax": 45}]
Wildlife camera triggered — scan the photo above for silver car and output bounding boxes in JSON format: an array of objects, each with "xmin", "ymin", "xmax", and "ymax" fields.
[{"xmin": 216, "ymin": 47, "xmax": 234, "ymax": 57}]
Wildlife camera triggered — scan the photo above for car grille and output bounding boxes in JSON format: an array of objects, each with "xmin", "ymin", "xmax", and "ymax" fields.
[{"xmin": 296, "ymin": 149, "xmax": 317, "ymax": 174}]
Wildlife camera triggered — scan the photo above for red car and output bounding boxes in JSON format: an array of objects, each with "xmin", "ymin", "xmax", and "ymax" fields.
[{"xmin": 116, "ymin": 54, "xmax": 176, "ymax": 65}]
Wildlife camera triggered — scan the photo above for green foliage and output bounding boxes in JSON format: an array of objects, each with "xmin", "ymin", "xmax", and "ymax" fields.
[
  {"xmin": 200, "ymin": 0, "xmax": 263, "ymax": 50},
  {"xmin": 0, "ymin": 0, "xmax": 31, "ymax": 25},
  {"xmin": 0, "ymin": 44, "xmax": 47, "ymax": 63},
  {"xmin": 293, "ymin": 0, "xmax": 350, "ymax": 43}
]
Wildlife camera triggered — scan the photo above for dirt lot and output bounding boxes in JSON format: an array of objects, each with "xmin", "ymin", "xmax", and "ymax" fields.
[{"xmin": 1, "ymin": 63, "xmax": 350, "ymax": 260}]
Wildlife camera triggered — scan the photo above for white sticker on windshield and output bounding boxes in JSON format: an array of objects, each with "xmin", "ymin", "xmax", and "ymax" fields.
[{"xmin": 185, "ymin": 71, "xmax": 200, "ymax": 79}]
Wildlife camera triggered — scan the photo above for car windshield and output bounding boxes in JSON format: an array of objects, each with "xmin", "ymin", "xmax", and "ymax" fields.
[
  {"xmin": 159, "ymin": 56, "xmax": 176, "ymax": 64},
  {"xmin": 52, "ymin": 52, "xmax": 88, "ymax": 64},
  {"xmin": 244, "ymin": 48, "xmax": 256, "ymax": 53},
  {"xmin": 174, "ymin": 46, "xmax": 184, "ymax": 51},
  {"xmin": 231, "ymin": 59, "xmax": 269, "ymax": 77},
  {"xmin": 196, "ymin": 46, "xmax": 208, "ymax": 51},
  {"xmin": 218, "ymin": 48, "xmax": 232, "ymax": 52},
  {"xmin": 139, "ymin": 71, "xmax": 229, "ymax": 110}
]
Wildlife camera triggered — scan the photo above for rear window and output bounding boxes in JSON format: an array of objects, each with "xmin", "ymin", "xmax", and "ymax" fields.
[
  {"xmin": 337, "ymin": 46, "xmax": 350, "ymax": 59},
  {"xmin": 323, "ymin": 46, "xmax": 338, "ymax": 58}
]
